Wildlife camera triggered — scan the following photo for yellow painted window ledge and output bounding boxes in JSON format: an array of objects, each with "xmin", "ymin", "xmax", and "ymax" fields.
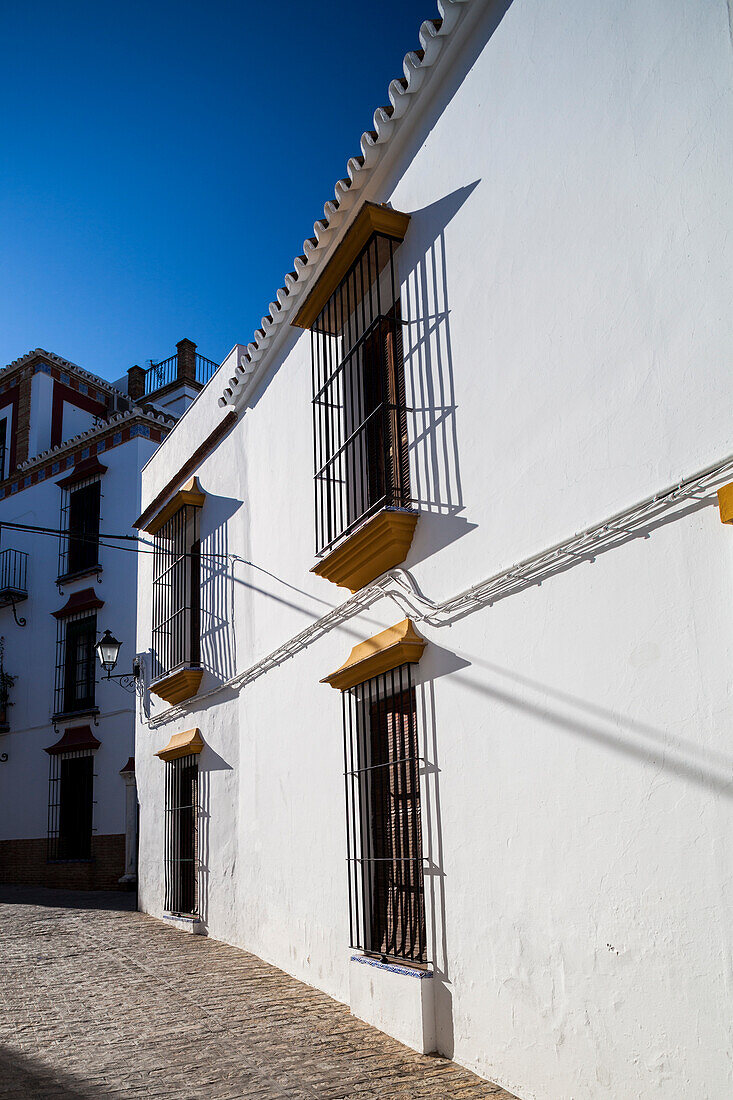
[
  {"xmin": 150, "ymin": 667, "xmax": 204, "ymax": 706},
  {"xmin": 321, "ymin": 619, "xmax": 426, "ymax": 691},
  {"xmin": 155, "ymin": 727, "xmax": 204, "ymax": 762},
  {"xmin": 718, "ymin": 482, "xmax": 733, "ymax": 523},
  {"xmin": 311, "ymin": 508, "xmax": 418, "ymax": 592}
]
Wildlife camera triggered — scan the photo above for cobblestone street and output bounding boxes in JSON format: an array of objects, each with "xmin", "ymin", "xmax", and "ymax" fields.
[{"xmin": 0, "ymin": 887, "xmax": 515, "ymax": 1099}]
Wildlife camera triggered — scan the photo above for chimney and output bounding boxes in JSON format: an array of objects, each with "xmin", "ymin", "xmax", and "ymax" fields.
[
  {"xmin": 176, "ymin": 339, "xmax": 197, "ymax": 384},
  {"xmin": 127, "ymin": 365, "xmax": 146, "ymax": 401}
]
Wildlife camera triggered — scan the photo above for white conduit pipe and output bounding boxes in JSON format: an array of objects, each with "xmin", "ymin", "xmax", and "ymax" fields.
[{"xmin": 146, "ymin": 450, "xmax": 733, "ymax": 728}]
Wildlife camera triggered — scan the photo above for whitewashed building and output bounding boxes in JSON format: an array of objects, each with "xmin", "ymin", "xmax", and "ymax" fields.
[
  {"xmin": 133, "ymin": 2, "xmax": 733, "ymax": 1096},
  {"xmin": 0, "ymin": 341, "xmax": 218, "ymax": 890}
]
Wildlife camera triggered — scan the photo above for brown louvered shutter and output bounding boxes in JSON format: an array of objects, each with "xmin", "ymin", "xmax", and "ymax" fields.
[
  {"xmin": 384, "ymin": 300, "xmax": 409, "ymax": 508},
  {"xmin": 368, "ymin": 685, "xmax": 425, "ymax": 963}
]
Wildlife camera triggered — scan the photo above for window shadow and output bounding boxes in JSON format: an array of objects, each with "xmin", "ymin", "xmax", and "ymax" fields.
[
  {"xmin": 196, "ymin": 745, "xmax": 233, "ymax": 933},
  {"xmin": 414, "ymin": 642, "xmax": 471, "ymax": 1060},
  {"xmin": 200, "ymin": 493, "xmax": 241, "ymax": 684},
  {"xmin": 400, "ymin": 183, "xmax": 481, "ymax": 566}
]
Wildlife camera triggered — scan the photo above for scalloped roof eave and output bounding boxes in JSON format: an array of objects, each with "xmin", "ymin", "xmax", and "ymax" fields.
[
  {"xmin": 218, "ymin": 0, "xmax": 472, "ymax": 410},
  {"xmin": 1, "ymin": 348, "xmax": 129, "ymax": 399},
  {"xmin": 13, "ymin": 405, "xmax": 177, "ymax": 474}
]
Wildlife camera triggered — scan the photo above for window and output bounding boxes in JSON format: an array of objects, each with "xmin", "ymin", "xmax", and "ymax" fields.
[
  {"xmin": 164, "ymin": 754, "xmax": 198, "ymax": 915},
  {"xmin": 54, "ymin": 612, "xmax": 96, "ymax": 716},
  {"xmin": 311, "ymin": 227, "xmax": 410, "ymax": 556},
  {"xmin": 152, "ymin": 505, "xmax": 201, "ymax": 682},
  {"xmin": 343, "ymin": 663, "xmax": 426, "ymax": 965},
  {"xmin": 59, "ymin": 477, "xmax": 101, "ymax": 578},
  {"xmin": 48, "ymin": 750, "xmax": 94, "ymax": 860}
]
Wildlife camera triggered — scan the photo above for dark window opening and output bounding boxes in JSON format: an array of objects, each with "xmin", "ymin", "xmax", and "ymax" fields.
[
  {"xmin": 152, "ymin": 505, "xmax": 201, "ymax": 681},
  {"xmin": 164, "ymin": 754, "xmax": 198, "ymax": 915},
  {"xmin": 48, "ymin": 750, "xmax": 94, "ymax": 860},
  {"xmin": 54, "ymin": 613, "xmax": 96, "ymax": 716},
  {"xmin": 343, "ymin": 663, "xmax": 426, "ymax": 965},
  {"xmin": 311, "ymin": 233, "xmax": 410, "ymax": 555},
  {"xmin": 59, "ymin": 479, "xmax": 101, "ymax": 577}
]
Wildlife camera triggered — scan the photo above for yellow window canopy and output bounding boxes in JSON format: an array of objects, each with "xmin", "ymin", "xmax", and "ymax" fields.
[
  {"xmin": 292, "ymin": 202, "xmax": 411, "ymax": 331},
  {"xmin": 321, "ymin": 619, "xmax": 426, "ymax": 691},
  {"xmin": 139, "ymin": 476, "xmax": 205, "ymax": 536},
  {"xmin": 155, "ymin": 727, "xmax": 204, "ymax": 762}
]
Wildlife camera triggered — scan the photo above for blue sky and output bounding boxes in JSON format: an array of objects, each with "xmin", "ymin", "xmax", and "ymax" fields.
[{"xmin": 0, "ymin": 0, "xmax": 435, "ymax": 381}]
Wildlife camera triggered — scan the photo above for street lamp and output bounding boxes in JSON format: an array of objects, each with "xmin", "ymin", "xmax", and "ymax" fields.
[
  {"xmin": 95, "ymin": 630, "xmax": 139, "ymax": 693},
  {"xmin": 96, "ymin": 629, "xmax": 122, "ymax": 677}
]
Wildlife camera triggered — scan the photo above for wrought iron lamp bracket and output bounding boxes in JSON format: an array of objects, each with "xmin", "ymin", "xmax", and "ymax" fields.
[
  {"xmin": 9, "ymin": 597, "xmax": 26, "ymax": 628},
  {"xmin": 99, "ymin": 658, "xmax": 141, "ymax": 696}
]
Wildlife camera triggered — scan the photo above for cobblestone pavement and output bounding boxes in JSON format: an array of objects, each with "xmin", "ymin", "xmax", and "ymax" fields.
[{"xmin": 0, "ymin": 886, "xmax": 516, "ymax": 1100}]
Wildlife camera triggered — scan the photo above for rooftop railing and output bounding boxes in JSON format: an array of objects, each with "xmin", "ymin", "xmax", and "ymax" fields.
[
  {"xmin": 144, "ymin": 343, "xmax": 219, "ymax": 396},
  {"xmin": 144, "ymin": 355, "xmax": 177, "ymax": 394}
]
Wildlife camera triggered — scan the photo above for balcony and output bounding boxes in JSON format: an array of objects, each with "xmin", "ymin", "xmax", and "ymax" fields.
[
  {"xmin": 144, "ymin": 340, "xmax": 219, "ymax": 397},
  {"xmin": 0, "ymin": 549, "xmax": 28, "ymax": 608}
]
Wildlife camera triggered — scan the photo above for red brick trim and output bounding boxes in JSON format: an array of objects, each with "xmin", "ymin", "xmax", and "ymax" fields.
[
  {"xmin": 0, "ymin": 385, "xmax": 20, "ymax": 471},
  {"xmin": 0, "ymin": 417, "xmax": 169, "ymax": 500},
  {"xmin": 51, "ymin": 382, "xmax": 107, "ymax": 449},
  {"xmin": 0, "ymin": 834, "xmax": 126, "ymax": 890}
]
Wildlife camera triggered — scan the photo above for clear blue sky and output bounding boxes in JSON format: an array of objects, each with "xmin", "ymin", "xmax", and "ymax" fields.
[{"xmin": 0, "ymin": 0, "xmax": 435, "ymax": 381}]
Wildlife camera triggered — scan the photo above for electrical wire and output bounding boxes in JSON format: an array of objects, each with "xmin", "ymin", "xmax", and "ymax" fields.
[{"xmin": 0, "ymin": 520, "xmax": 231, "ymax": 560}]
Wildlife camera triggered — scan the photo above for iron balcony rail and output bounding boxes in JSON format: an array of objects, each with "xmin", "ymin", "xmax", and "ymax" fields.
[
  {"xmin": 145, "ymin": 353, "xmax": 220, "ymax": 395},
  {"xmin": 0, "ymin": 549, "xmax": 28, "ymax": 604},
  {"xmin": 195, "ymin": 353, "xmax": 219, "ymax": 386},
  {"xmin": 144, "ymin": 355, "xmax": 177, "ymax": 394}
]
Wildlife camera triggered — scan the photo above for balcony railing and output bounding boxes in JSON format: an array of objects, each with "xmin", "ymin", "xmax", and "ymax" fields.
[
  {"xmin": 0, "ymin": 549, "xmax": 28, "ymax": 607},
  {"xmin": 195, "ymin": 353, "xmax": 219, "ymax": 386},
  {"xmin": 144, "ymin": 350, "xmax": 220, "ymax": 395},
  {"xmin": 145, "ymin": 355, "xmax": 177, "ymax": 394}
]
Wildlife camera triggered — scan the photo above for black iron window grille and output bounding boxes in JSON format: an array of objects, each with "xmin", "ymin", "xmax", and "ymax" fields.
[
  {"xmin": 0, "ymin": 636, "xmax": 13, "ymax": 730},
  {"xmin": 164, "ymin": 753, "xmax": 198, "ymax": 915},
  {"xmin": 47, "ymin": 749, "xmax": 96, "ymax": 861},
  {"xmin": 342, "ymin": 662, "xmax": 426, "ymax": 966},
  {"xmin": 54, "ymin": 611, "xmax": 97, "ymax": 717},
  {"xmin": 58, "ymin": 476, "xmax": 102, "ymax": 578},
  {"xmin": 152, "ymin": 505, "xmax": 201, "ymax": 681},
  {"xmin": 311, "ymin": 232, "xmax": 410, "ymax": 555}
]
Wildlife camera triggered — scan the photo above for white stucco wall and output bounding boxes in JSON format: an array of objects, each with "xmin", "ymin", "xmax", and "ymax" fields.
[
  {"xmin": 28, "ymin": 372, "xmax": 53, "ymax": 459},
  {"xmin": 0, "ymin": 437, "xmax": 156, "ymax": 845},
  {"xmin": 136, "ymin": 2, "xmax": 733, "ymax": 1097}
]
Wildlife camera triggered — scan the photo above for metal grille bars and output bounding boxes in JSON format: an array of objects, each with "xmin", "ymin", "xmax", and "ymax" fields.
[
  {"xmin": 0, "ymin": 549, "xmax": 27, "ymax": 601},
  {"xmin": 47, "ymin": 749, "xmax": 95, "ymax": 861},
  {"xmin": 145, "ymin": 355, "xmax": 177, "ymax": 393},
  {"xmin": 343, "ymin": 663, "xmax": 426, "ymax": 965},
  {"xmin": 152, "ymin": 505, "xmax": 201, "ymax": 681},
  {"xmin": 164, "ymin": 753, "xmax": 198, "ymax": 915},
  {"xmin": 53, "ymin": 612, "xmax": 96, "ymax": 717},
  {"xmin": 311, "ymin": 233, "xmax": 409, "ymax": 555},
  {"xmin": 145, "ymin": 353, "xmax": 220, "ymax": 395},
  {"xmin": 57, "ymin": 477, "xmax": 101, "ymax": 579}
]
